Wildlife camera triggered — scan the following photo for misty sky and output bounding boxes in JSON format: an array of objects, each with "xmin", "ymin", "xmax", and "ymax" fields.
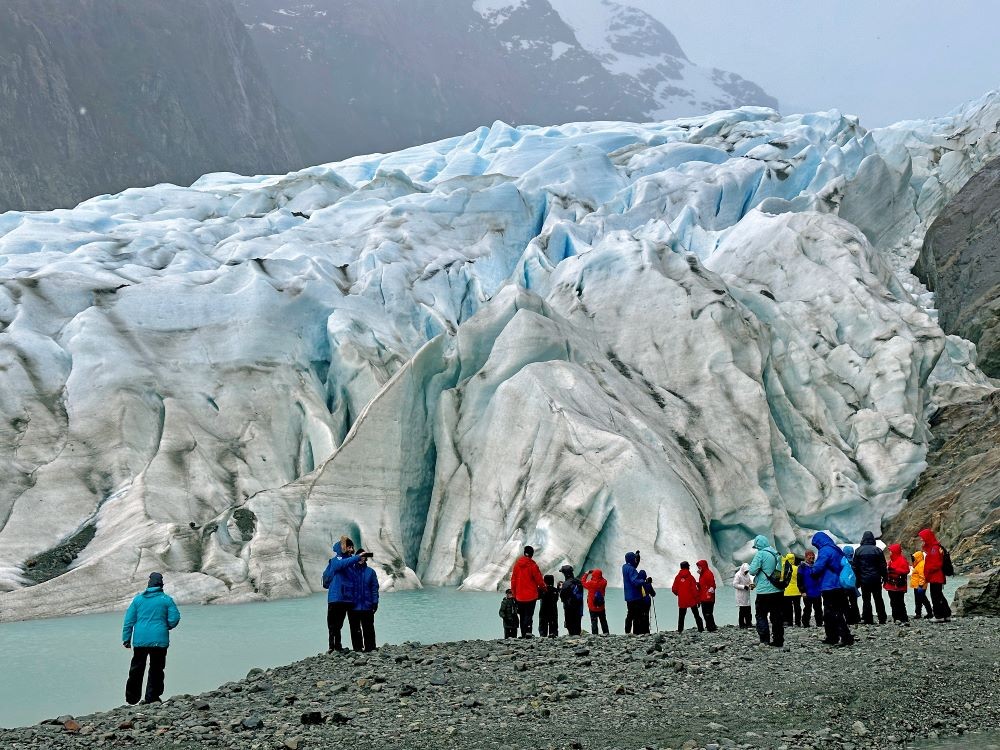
[{"xmin": 631, "ymin": 0, "xmax": 999, "ymax": 127}]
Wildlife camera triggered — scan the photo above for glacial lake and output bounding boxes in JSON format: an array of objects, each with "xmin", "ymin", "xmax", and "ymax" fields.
[{"xmin": 0, "ymin": 579, "xmax": 966, "ymax": 728}]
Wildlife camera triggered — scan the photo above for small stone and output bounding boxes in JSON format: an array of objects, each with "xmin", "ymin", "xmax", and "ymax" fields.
[
  {"xmin": 300, "ymin": 712, "xmax": 324, "ymax": 726},
  {"xmin": 62, "ymin": 719, "xmax": 82, "ymax": 733},
  {"xmin": 193, "ymin": 700, "xmax": 210, "ymax": 711},
  {"xmin": 851, "ymin": 721, "xmax": 868, "ymax": 737},
  {"xmin": 241, "ymin": 715, "xmax": 264, "ymax": 731},
  {"xmin": 283, "ymin": 738, "xmax": 302, "ymax": 750}
]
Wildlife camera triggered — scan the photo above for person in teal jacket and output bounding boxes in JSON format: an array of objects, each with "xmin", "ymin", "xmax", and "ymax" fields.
[
  {"xmin": 747, "ymin": 534, "xmax": 784, "ymax": 647},
  {"xmin": 122, "ymin": 572, "xmax": 181, "ymax": 704}
]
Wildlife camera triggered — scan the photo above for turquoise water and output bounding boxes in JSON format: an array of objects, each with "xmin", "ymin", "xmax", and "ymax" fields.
[{"xmin": 0, "ymin": 580, "xmax": 964, "ymax": 728}]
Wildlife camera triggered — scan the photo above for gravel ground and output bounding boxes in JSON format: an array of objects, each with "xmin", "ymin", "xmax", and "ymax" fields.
[{"xmin": 2, "ymin": 617, "xmax": 997, "ymax": 750}]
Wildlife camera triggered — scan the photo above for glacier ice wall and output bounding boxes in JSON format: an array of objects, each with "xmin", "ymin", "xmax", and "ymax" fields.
[{"xmin": 2, "ymin": 94, "xmax": 1000, "ymax": 620}]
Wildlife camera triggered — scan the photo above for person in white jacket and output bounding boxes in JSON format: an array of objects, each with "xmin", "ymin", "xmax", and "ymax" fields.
[{"xmin": 733, "ymin": 562, "xmax": 754, "ymax": 629}]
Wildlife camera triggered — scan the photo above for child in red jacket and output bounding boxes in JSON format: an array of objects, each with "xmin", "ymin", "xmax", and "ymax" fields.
[{"xmin": 671, "ymin": 561, "xmax": 704, "ymax": 633}]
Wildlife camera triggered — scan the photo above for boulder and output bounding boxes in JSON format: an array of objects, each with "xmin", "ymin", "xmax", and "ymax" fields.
[{"xmin": 954, "ymin": 567, "xmax": 1000, "ymax": 616}]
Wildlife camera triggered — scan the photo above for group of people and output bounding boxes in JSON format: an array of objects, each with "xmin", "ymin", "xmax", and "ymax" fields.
[
  {"xmin": 498, "ymin": 527, "xmax": 954, "ymax": 648},
  {"xmin": 737, "ymin": 527, "xmax": 953, "ymax": 649},
  {"xmin": 321, "ymin": 536, "xmax": 381, "ymax": 654}
]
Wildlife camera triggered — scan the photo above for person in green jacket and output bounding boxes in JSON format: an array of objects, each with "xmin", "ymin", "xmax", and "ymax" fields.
[
  {"xmin": 747, "ymin": 535, "xmax": 784, "ymax": 648},
  {"xmin": 122, "ymin": 572, "xmax": 181, "ymax": 704},
  {"xmin": 499, "ymin": 589, "xmax": 519, "ymax": 639}
]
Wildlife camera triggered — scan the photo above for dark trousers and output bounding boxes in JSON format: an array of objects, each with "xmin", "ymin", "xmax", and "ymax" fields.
[
  {"xmin": 327, "ymin": 602, "xmax": 352, "ymax": 651},
  {"xmin": 738, "ymin": 605, "xmax": 753, "ymax": 628},
  {"xmin": 126, "ymin": 647, "xmax": 167, "ymax": 704},
  {"xmin": 503, "ymin": 623, "xmax": 518, "ymax": 638},
  {"xmin": 625, "ymin": 599, "xmax": 644, "ymax": 634},
  {"xmin": 845, "ymin": 591, "xmax": 861, "ymax": 624},
  {"xmin": 803, "ymin": 595, "xmax": 824, "ymax": 626},
  {"xmin": 913, "ymin": 587, "xmax": 933, "ymax": 618},
  {"xmin": 784, "ymin": 595, "xmax": 802, "ymax": 626},
  {"xmin": 564, "ymin": 606, "xmax": 583, "ymax": 636},
  {"xmin": 821, "ymin": 589, "xmax": 854, "ymax": 645},
  {"xmin": 860, "ymin": 582, "xmax": 887, "ymax": 624},
  {"xmin": 539, "ymin": 609, "xmax": 558, "ymax": 637},
  {"xmin": 887, "ymin": 590, "xmax": 909, "ymax": 623},
  {"xmin": 755, "ymin": 592, "xmax": 785, "ymax": 646},
  {"xmin": 517, "ymin": 600, "xmax": 536, "ymax": 636},
  {"xmin": 929, "ymin": 583, "xmax": 952, "ymax": 620},
  {"xmin": 590, "ymin": 610, "xmax": 609, "ymax": 634},
  {"xmin": 702, "ymin": 601, "xmax": 717, "ymax": 631},
  {"xmin": 678, "ymin": 606, "xmax": 704, "ymax": 633},
  {"xmin": 348, "ymin": 609, "xmax": 377, "ymax": 651}
]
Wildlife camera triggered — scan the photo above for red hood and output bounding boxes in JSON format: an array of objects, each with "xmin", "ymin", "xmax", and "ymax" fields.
[
  {"xmin": 888, "ymin": 543, "xmax": 903, "ymax": 560},
  {"xmin": 918, "ymin": 529, "xmax": 939, "ymax": 546},
  {"xmin": 696, "ymin": 560, "xmax": 708, "ymax": 572},
  {"xmin": 591, "ymin": 568, "xmax": 604, "ymax": 579}
]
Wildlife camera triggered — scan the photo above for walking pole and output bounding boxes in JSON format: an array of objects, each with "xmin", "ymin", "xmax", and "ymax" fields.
[{"xmin": 651, "ymin": 598, "xmax": 659, "ymax": 633}]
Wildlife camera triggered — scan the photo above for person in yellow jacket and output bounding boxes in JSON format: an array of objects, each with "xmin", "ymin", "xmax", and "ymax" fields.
[
  {"xmin": 910, "ymin": 550, "xmax": 932, "ymax": 619},
  {"xmin": 782, "ymin": 553, "xmax": 803, "ymax": 627}
]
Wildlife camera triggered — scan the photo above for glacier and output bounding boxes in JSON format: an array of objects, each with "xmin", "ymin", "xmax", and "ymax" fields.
[{"xmin": 1, "ymin": 94, "xmax": 1000, "ymax": 621}]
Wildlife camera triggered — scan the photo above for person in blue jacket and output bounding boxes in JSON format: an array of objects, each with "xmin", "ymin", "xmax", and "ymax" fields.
[
  {"xmin": 622, "ymin": 551, "xmax": 649, "ymax": 634},
  {"xmin": 800, "ymin": 549, "xmax": 824, "ymax": 627},
  {"xmin": 348, "ymin": 555, "xmax": 380, "ymax": 652},
  {"xmin": 322, "ymin": 536, "xmax": 367, "ymax": 653},
  {"xmin": 747, "ymin": 534, "xmax": 784, "ymax": 647},
  {"xmin": 122, "ymin": 572, "xmax": 181, "ymax": 704},
  {"xmin": 809, "ymin": 532, "xmax": 855, "ymax": 647}
]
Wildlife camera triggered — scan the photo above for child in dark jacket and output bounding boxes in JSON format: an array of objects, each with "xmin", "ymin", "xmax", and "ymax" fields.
[
  {"xmin": 499, "ymin": 589, "xmax": 519, "ymax": 639},
  {"xmin": 538, "ymin": 574, "xmax": 560, "ymax": 638}
]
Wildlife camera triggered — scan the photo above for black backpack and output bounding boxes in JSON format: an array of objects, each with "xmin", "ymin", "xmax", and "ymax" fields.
[
  {"xmin": 764, "ymin": 551, "xmax": 793, "ymax": 590},
  {"xmin": 941, "ymin": 546, "xmax": 955, "ymax": 577}
]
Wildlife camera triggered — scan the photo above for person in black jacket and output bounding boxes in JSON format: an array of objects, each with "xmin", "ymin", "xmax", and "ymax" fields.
[
  {"xmin": 854, "ymin": 531, "xmax": 887, "ymax": 625},
  {"xmin": 558, "ymin": 565, "xmax": 585, "ymax": 636},
  {"xmin": 538, "ymin": 574, "xmax": 560, "ymax": 638}
]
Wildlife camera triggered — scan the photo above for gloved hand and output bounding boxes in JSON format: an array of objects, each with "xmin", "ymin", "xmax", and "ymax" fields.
[
  {"xmin": 372, "ymin": 604, "xmax": 378, "ymax": 613},
  {"xmin": 123, "ymin": 640, "xmax": 131, "ymax": 649}
]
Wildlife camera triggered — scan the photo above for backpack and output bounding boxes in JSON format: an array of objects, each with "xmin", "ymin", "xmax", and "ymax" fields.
[
  {"xmin": 593, "ymin": 589, "xmax": 605, "ymax": 608},
  {"xmin": 564, "ymin": 579, "xmax": 584, "ymax": 604},
  {"xmin": 763, "ymin": 551, "xmax": 793, "ymax": 590},
  {"xmin": 940, "ymin": 546, "xmax": 955, "ymax": 577},
  {"xmin": 839, "ymin": 554, "xmax": 857, "ymax": 589}
]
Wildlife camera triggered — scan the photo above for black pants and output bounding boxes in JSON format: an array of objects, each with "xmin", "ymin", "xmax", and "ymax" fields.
[
  {"xmin": 754, "ymin": 592, "xmax": 785, "ymax": 646},
  {"xmin": 625, "ymin": 599, "xmax": 644, "ymax": 634},
  {"xmin": 517, "ymin": 600, "xmax": 536, "ymax": 636},
  {"xmin": 887, "ymin": 590, "xmax": 909, "ymax": 623},
  {"xmin": 929, "ymin": 582, "xmax": 952, "ymax": 620},
  {"xmin": 126, "ymin": 647, "xmax": 167, "ymax": 704},
  {"xmin": 678, "ymin": 606, "xmax": 704, "ymax": 633},
  {"xmin": 821, "ymin": 589, "xmax": 854, "ymax": 645},
  {"xmin": 539, "ymin": 609, "xmax": 558, "ymax": 637},
  {"xmin": 803, "ymin": 595, "xmax": 824, "ymax": 626},
  {"xmin": 348, "ymin": 609, "xmax": 377, "ymax": 651},
  {"xmin": 738, "ymin": 605, "xmax": 753, "ymax": 628},
  {"xmin": 913, "ymin": 587, "xmax": 933, "ymax": 618},
  {"xmin": 784, "ymin": 595, "xmax": 801, "ymax": 626},
  {"xmin": 860, "ymin": 582, "xmax": 887, "ymax": 624},
  {"xmin": 590, "ymin": 610, "xmax": 609, "ymax": 634},
  {"xmin": 702, "ymin": 601, "xmax": 717, "ymax": 631},
  {"xmin": 327, "ymin": 602, "xmax": 352, "ymax": 652},
  {"xmin": 845, "ymin": 591, "xmax": 861, "ymax": 624},
  {"xmin": 564, "ymin": 606, "xmax": 583, "ymax": 636},
  {"xmin": 503, "ymin": 623, "xmax": 518, "ymax": 638}
]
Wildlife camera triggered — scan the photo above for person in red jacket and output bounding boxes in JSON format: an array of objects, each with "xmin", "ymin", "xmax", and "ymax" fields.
[
  {"xmin": 695, "ymin": 560, "xmax": 719, "ymax": 632},
  {"xmin": 509, "ymin": 545, "xmax": 546, "ymax": 637},
  {"xmin": 581, "ymin": 569, "xmax": 609, "ymax": 635},
  {"xmin": 671, "ymin": 561, "xmax": 704, "ymax": 633},
  {"xmin": 883, "ymin": 543, "xmax": 910, "ymax": 624},
  {"xmin": 918, "ymin": 529, "xmax": 951, "ymax": 622}
]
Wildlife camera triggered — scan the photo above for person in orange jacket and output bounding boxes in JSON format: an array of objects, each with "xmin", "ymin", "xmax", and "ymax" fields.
[
  {"xmin": 509, "ymin": 545, "xmax": 545, "ymax": 637},
  {"xmin": 695, "ymin": 560, "xmax": 718, "ymax": 632},
  {"xmin": 671, "ymin": 561, "xmax": 704, "ymax": 633},
  {"xmin": 581, "ymin": 569, "xmax": 609, "ymax": 634},
  {"xmin": 910, "ymin": 550, "xmax": 932, "ymax": 619}
]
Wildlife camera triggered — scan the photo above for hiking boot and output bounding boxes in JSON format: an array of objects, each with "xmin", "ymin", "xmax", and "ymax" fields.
[
  {"xmin": 820, "ymin": 639, "xmax": 838, "ymax": 645},
  {"xmin": 835, "ymin": 639, "xmax": 855, "ymax": 647}
]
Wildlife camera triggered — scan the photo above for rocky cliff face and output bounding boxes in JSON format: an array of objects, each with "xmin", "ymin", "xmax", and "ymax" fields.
[
  {"xmin": 915, "ymin": 156, "xmax": 1000, "ymax": 377},
  {"xmin": 235, "ymin": 0, "xmax": 778, "ymax": 166},
  {"xmin": 0, "ymin": 0, "xmax": 301, "ymax": 212},
  {"xmin": 883, "ymin": 390, "xmax": 1000, "ymax": 574}
]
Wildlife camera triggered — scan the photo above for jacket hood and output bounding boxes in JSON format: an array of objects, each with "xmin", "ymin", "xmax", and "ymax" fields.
[
  {"xmin": 696, "ymin": 560, "xmax": 709, "ymax": 572},
  {"xmin": 861, "ymin": 531, "xmax": 877, "ymax": 546},
  {"xmin": 739, "ymin": 563, "xmax": 750, "ymax": 573},
  {"xmin": 142, "ymin": 586, "xmax": 163, "ymax": 597},
  {"xmin": 913, "ymin": 550, "xmax": 924, "ymax": 563},
  {"xmin": 811, "ymin": 531, "xmax": 837, "ymax": 549},
  {"xmin": 333, "ymin": 541, "xmax": 343, "ymax": 555},
  {"xmin": 918, "ymin": 529, "xmax": 939, "ymax": 546},
  {"xmin": 783, "ymin": 553, "xmax": 796, "ymax": 564},
  {"xmin": 844, "ymin": 545, "xmax": 854, "ymax": 558},
  {"xmin": 752, "ymin": 535, "xmax": 770, "ymax": 550},
  {"xmin": 591, "ymin": 568, "xmax": 604, "ymax": 579},
  {"xmin": 637, "ymin": 569, "xmax": 647, "ymax": 578},
  {"xmin": 888, "ymin": 543, "xmax": 903, "ymax": 560},
  {"xmin": 625, "ymin": 552, "xmax": 637, "ymax": 566}
]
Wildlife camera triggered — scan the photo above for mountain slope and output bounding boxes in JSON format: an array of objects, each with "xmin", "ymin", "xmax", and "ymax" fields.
[
  {"xmin": 235, "ymin": 0, "xmax": 777, "ymax": 165},
  {"xmin": 0, "ymin": 0, "xmax": 301, "ymax": 212}
]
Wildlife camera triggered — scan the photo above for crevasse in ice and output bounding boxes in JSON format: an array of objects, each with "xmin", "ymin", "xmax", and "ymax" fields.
[{"xmin": 1, "ymin": 94, "xmax": 998, "ymax": 619}]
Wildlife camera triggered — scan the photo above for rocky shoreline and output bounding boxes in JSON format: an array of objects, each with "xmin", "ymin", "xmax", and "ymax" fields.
[{"xmin": 2, "ymin": 617, "xmax": 997, "ymax": 750}]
